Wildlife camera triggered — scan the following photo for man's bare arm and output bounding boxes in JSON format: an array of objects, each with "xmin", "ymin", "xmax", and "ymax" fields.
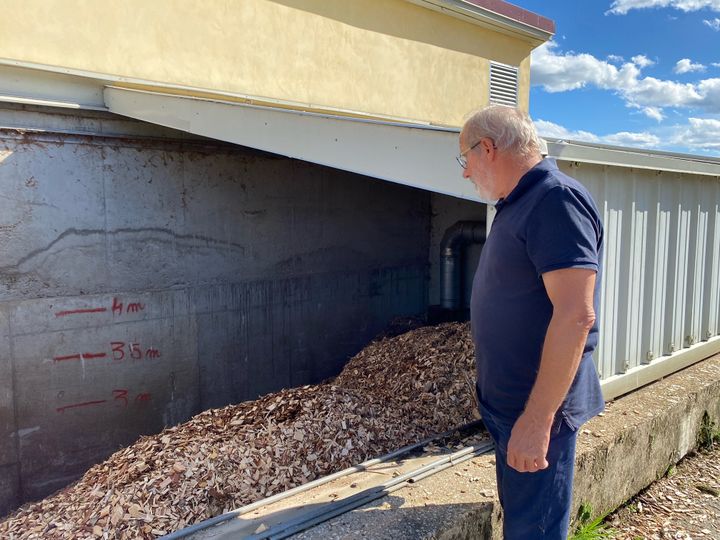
[{"xmin": 506, "ymin": 267, "xmax": 597, "ymax": 473}]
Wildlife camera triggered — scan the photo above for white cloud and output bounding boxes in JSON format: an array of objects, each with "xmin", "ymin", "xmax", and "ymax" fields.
[
  {"xmin": 534, "ymin": 120, "xmax": 600, "ymax": 142},
  {"xmin": 607, "ymin": 0, "xmax": 720, "ymax": 15},
  {"xmin": 535, "ymin": 118, "xmax": 720, "ymax": 154},
  {"xmin": 713, "ymin": 62, "xmax": 720, "ymax": 67},
  {"xmin": 704, "ymin": 17, "xmax": 720, "ymax": 29},
  {"xmin": 607, "ymin": 54, "xmax": 625, "ymax": 64},
  {"xmin": 670, "ymin": 117, "xmax": 720, "ymax": 149},
  {"xmin": 531, "ymin": 42, "xmax": 643, "ymax": 92},
  {"xmin": 631, "ymin": 55, "xmax": 655, "ymax": 68},
  {"xmin": 535, "ymin": 119, "xmax": 661, "ymax": 148},
  {"xmin": 674, "ymin": 58, "xmax": 706, "ymax": 73},
  {"xmin": 531, "ymin": 42, "xmax": 720, "ymax": 116},
  {"xmin": 604, "ymin": 131, "xmax": 663, "ymax": 147},
  {"xmin": 642, "ymin": 106, "xmax": 665, "ymax": 120}
]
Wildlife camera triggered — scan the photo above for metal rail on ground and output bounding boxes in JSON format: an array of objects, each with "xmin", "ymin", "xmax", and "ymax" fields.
[
  {"xmin": 163, "ymin": 419, "xmax": 486, "ymax": 540},
  {"xmin": 247, "ymin": 441, "xmax": 495, "ymax": 540}
]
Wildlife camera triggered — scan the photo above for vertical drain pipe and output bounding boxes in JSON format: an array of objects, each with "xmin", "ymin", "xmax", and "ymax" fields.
[{"xmin": 440, "ymin": 221, "xmax": 485, "ymax": 312}]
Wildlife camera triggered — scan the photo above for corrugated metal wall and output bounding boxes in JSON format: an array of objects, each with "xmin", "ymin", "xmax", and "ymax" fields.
[{"xmin": 558, "ymin": 161, "xmax": 720, "ymax": 397}]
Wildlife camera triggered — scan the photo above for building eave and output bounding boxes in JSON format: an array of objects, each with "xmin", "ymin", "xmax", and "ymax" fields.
[{"xmin": 406, "ymin": 0, "xmax": 554, "ymax": 47}]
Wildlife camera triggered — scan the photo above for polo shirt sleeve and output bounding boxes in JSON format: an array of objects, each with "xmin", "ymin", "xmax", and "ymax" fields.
[{"xmin": 525, "ymin": 186, "xmax": 601, "ymax": 276}]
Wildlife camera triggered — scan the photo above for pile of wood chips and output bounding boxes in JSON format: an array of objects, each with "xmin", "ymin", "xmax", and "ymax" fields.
[{"xmin": 0, "ymin": 322, "xmax": 477, "ymax": 539}]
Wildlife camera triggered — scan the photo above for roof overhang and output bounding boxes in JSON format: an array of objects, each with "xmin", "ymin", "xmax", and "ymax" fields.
[
  {"xmin": 406, "ymin": 0, "xmax": 554, "ymax": 46},
  {"xmin": 103, "ymin": 86, "xmax": 480, "ymax": 200}
]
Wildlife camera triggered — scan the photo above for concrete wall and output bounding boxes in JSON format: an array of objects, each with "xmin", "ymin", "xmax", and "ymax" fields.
[{"xmin": 0, "ymin": 104, "xmax": 430, "ymax": 515}]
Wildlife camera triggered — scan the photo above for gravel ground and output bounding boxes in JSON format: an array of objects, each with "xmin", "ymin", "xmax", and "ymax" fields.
[{"xmin": 605, "ymin": 442, "xmax": 720, "ymax": 539}]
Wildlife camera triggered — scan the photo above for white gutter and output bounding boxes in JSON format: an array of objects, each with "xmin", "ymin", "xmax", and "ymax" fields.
[
  {"xmin": 546, "ymin": 138, "xmax": 720, "ymax": 178},
  {"xmin": 406, "ymin": 0, "xmax": 553, "ymax": 45}
]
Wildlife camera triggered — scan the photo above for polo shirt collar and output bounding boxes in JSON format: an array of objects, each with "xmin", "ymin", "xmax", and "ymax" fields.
[{"xmin": 495, "ymin": 157, "xmax": 557, "ymax": 211}]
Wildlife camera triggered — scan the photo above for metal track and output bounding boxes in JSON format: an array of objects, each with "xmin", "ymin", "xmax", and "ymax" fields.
[
  {"xmin": 246, "ymin": 441, "xmax": 494, "ymax": 540},
  {"xmin": 165, "ymin": 420, "xmax": 489, "ymax": 539}
]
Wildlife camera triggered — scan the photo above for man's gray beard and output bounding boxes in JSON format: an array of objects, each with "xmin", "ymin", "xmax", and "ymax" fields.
[{"xmin": 474, "ymin": 183, "xmax": 499, "ymax": 206}]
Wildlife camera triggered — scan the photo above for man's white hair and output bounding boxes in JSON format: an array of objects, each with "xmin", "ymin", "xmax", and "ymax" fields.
[{"xmin": 462, "ymin": 105, "xmax": 542, "ymax": 159}]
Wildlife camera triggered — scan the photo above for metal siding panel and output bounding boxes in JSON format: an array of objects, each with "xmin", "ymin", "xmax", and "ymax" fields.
[
  {"xmin": 639, "ymin": 176, "xmax": 660, "ymax": 364},
  {"xmin": 707, "ymin": 185, "xmax": 720, "ymax": 339},
  {"xmin": 651, "ymin": 185, "xmax": 672, "ymax": 358},
  {"xmin": 673, "ymin": 182, "xmax": 692, "ymax": 351},
  {"xmin": 565, "ymin": 162, "xmax": 720, "ymax": 395},
  {"xmin": 626, "ymin": 171, "xmax": 648, "ymax": 371},
  {"xmin": 688, "ymin": 182, "xmax": 707, "ymax": 347},
  {"xmin": 596, "ymin": 169, "xmax": 617, "ymax": 379},
  {"xmin": 610, "ymin": 171, "xmax": 632, "ymax": 375},
  {"xmin": 661, "ymin": 181, "xmax": 683, "ymax": 355}
]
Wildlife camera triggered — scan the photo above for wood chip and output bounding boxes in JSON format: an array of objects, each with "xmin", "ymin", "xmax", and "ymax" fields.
[{"xmin": 0, "ymin": 322, "xmax": 478, "ymax": 539}]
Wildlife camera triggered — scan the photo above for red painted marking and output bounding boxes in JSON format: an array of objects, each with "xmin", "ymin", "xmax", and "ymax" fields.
[
  {"xmin": 53, "ymin": 354, "xmax": 81, "ymax": 362},
  {"xmin": 135, "ymin": 393, "xmax": 152, "ymax": 403},
  {"xmin": 111, "ymin": 341, "xmax": 125, "ymax": 361},
  {"xmin": 113, "ymin": 389, "xmax": 129, "ymax": 407},
  {"xmin": 55, "ymin": 307, "xmax": 107, "ymax": 317},
  {"xmin": 112, "ymin": 297, "xmax": 123, "ymax": 316},
  {"xmin": 111, "ymin": 298, "xmax": 145, "ymax": 315},
  {"xmin": 53, "ymin": 352, "xmax": 107, "ymax": 362},
  {"xmin": 126, "ymin": 302, "xmax": 145, "ymax": 313},
  {"xmin": 56, "ymin": 399, "xmax": 107, "ymax": 413},
  {"xmin": 129, "ymin": 343, "xmax": 142, "ymax": 360},
  {"xmin": 81, "ymin": 352, "xmax": 107, "ymax": 360}
]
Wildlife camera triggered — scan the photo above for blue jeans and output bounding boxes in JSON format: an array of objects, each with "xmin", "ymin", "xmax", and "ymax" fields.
[{"xmin": 479, "ymin": 403, "xmax": 578, "ymax": 540}]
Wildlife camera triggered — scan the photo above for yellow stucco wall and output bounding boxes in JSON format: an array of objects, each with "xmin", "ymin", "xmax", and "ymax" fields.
[{"xmin": 0, "ymin": 0, "xmax": 537, "ymax": 126}]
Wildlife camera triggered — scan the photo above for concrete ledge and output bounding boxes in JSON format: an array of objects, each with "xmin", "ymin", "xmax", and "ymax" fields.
[
  {"xmin": 573, "ymin": 352, "xmax": 720, "ymax": 521},
  {"xmin": 294, "ymin": 354, "xmax": 720, "ymax": 539}
]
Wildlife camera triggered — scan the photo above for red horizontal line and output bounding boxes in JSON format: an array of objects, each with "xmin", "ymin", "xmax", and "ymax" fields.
[
  {"xmin": 53, "ymin": 354, "xmax": 81, "ymax": 362},
  {"xmin": 55, "ymin": 307, "xmax": 108, "ymax": 317},
  {"xmin": 53, "ymin": 352, "xmax": 107, "ymax": 362},
  {"xmin": 56, "ymin": 400, "xmax": 107, "ymax": 413},
  {"xmin": 81, "ymin": 352, "xmax": 107, "ymax": 359}
]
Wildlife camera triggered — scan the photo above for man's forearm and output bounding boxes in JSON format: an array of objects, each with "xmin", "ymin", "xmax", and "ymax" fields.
[
  {"xmin": 506, "ymin": 267, "xmax": 597, "ymax": 473},
  {"xmin": 524, "ymin": 312, "xmax": 594, "ymax": 424}
]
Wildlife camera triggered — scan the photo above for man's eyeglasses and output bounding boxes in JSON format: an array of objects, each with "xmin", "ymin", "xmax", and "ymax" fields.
[{"xmin": 456, "ymin": 138, "xmax": 496, "ymax": 169}]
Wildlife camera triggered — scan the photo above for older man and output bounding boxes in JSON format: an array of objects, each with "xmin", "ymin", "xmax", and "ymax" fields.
[{"xmin": 459, "ymin": 106, "xmax": 605, "ymax": 539}]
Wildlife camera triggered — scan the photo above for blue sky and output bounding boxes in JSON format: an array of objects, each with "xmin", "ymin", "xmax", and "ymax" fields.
[{"xmin": 515, "ymin": 0, "xmax": 720, "ymax": 157}]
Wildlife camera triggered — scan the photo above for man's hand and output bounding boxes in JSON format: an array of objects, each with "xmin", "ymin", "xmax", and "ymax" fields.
[{"xmin": 507, "ymin": 410, "xmax": 553, "ymax": 473}]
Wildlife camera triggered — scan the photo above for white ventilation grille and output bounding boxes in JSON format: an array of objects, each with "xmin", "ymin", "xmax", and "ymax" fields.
[{"xmin": 489, "ymin": 61, "xmax": 518, "ymax": 107}]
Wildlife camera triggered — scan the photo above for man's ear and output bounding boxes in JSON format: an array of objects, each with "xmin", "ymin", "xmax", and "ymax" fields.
[{"xmin": 481, "ymin": 138, "xmax": 496, "ymax": 156}]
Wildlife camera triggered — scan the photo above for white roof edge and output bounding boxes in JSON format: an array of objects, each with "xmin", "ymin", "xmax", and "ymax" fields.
[
  {"xmin": 405, "ymin": 0, "xmax": 553, "ymax": 45},
  {"xmin": 545, "ymin": 137, "xmax": 720, "ymax": 177}
]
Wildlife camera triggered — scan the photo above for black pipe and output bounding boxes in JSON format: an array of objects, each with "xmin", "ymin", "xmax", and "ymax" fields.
[{"xmin": 440, "ymin": 220, "xmax": 485, "ymax": 311}]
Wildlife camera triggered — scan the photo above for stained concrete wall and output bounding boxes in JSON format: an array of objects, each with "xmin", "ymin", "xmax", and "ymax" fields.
[{"xmin": 0, "ymin": 104, "xmax": 430, "ymax": 515}]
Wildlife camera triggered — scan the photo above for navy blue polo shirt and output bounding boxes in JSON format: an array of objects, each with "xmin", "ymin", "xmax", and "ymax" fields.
[{"xmin": 471, "ymin": 158, "xmax": 605, "ymax": 429}]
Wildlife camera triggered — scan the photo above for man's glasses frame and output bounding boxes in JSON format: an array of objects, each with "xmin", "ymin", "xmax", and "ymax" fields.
[{"xmin": 456, "ymin": 138, "xmax": 496, "ymax": 169}]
